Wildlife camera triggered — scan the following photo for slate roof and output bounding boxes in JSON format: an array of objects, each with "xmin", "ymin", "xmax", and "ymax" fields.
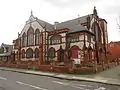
[
  {"xmin": 37, "ymin": 19, "xmax": 54, "ymax": 31},
  {"xmin": 26, "ymin": 12, "xmax": 94, "ymax": 34},
  {"xmin": 55, "ymin": 14, "xmax": 94, "ymax": 34},
  {"xmin": 0, "ymin": 43, "xmax": 13, "ymax": 57},
  {"xmin": 25, "ymin": 11, "xmax": 54, "ymax": 31},
  {"xmin": 55, "ymin": 14, "xmax": 93, "ymax": 30}
]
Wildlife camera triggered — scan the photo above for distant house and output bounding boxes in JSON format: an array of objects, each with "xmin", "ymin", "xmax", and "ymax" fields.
[
  {"xmin": 0, "ymin": 43, "xmax": 13, "ymax": 62},
  {"xmin": 108, "ymin": 41, "xmax": 120, "ymax": 61}
]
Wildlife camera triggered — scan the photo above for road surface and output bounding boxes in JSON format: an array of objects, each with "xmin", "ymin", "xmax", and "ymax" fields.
[{"xmin": 0, "ymin": 70, "xmax": 119, "ymax": 90}]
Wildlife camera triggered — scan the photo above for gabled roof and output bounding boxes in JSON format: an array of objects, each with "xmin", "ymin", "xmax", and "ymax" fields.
[
  {"xmin": 24, "ymin": 10, "xmax": 103, "ymax": 35},
  {"xmin": 26, "ymin": 11, "xmax": 54, "ymax": 32}
]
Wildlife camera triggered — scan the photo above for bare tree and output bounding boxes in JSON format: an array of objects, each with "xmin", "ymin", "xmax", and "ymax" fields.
[{"xmin": 116, "ymin": 16, "xmax": 120, "ymax": 29}]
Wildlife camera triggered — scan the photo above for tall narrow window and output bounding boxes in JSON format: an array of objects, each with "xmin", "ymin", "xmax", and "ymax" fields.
[
  {"xmin": 21, "ymin": 49, "xmax": 25, "ymax": 58},
  {"xmin": 35, "ymin": 48, "xmax": 39, "ymax": 58},
  {"xmin": 22, "ymin": 32, "xmax": 26, "ymax": 47},
  {"xmin": 27, "ymin": 27, "xmax": 34, "ymax": 46},
  {"xmin": 35, "ymin": 29, "xmax": 40, "ymax": 45},
  {"xmin": 59, "ymin": 46, "xmax": 64, "ymax": 62},
  {"xmin": 48, "ymin": 47, "xmax": 56, "ymax": 59}
]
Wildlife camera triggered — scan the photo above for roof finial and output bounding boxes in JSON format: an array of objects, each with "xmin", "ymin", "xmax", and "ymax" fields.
[
  {"xmin": 31, "ymin": 10, "xmax": 33, "ymax": 16},
  {"xmin": 77, "ymin": 14, "xmax": 80, "ymax": 24},
  {"xmin": 93, "ymin": 6, "xmax": 97, "ymax": 15}
]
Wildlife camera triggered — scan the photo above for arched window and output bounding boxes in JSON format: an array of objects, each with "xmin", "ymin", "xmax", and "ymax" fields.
[
  {"xmin": 35, "ymin": 48, "xmax": 39, "ymax": 58},
  {"xmin": 27, "ymin": 27, "xmax": 34, "ymax": 46},
  {"xmin": 35, "ymin": 29, "xmax": 40, "ymax": 45},
  {"xmin": 21, "ymin": 49, "xmax": 25, "ymax": 58},
  {"xmin": 50, "ymin": 35, "xmax": 62, "ymax": 45},
  {"xmin": 22, "ymin": 32, "xmax": 26, "ymax": 47},
  {"xmin": 58, "ymin": 46, "xmax": 64, "ymax": 62},
  {"xmin": 26, "ymin": 48, "xmax": 33, "ymax": 58},
  {"xmin": 15, "ymin": 51, "xmax": 18, "ymax": 61},
  {"xmin": 48, "ymin": 47, "xmax": 56, "ymax": 59}
]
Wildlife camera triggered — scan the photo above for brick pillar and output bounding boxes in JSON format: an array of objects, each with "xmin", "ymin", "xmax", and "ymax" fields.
[{"xmin": 39, "ymin": 32, "xmax": 44, "ymax": 65}]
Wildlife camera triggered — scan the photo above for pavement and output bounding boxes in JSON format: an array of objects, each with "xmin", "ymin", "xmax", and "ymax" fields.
[{"xmin": 0, "ymin": 66, "xmax": 120, "ymax": 87}]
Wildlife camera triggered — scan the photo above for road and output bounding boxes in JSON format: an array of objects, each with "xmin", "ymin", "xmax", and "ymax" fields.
[{"xmin": 0, "ymin": 70, "xmax": 119, "ymax": 90}]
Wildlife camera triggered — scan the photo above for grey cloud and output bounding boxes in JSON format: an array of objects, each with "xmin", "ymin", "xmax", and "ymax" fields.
[
  {"xmin": 44, "ymin": 0, "xmax": 100, "ymax": 8},
  {"xmin": 104, "ymin": 5, "xmax": 120, "ymax": 15}
]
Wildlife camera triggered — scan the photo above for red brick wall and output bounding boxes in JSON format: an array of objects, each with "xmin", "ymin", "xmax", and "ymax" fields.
[
  {"xmin": 72, "ymin": 67, "xmax": 95, "ymax": 74},
  {"xmin": 107, "ymin": 42, "xmax": 120, "ymax": 61},
  {"xmin": 53, "ymin": 66, "xmax": 68, "ymax": 73}
]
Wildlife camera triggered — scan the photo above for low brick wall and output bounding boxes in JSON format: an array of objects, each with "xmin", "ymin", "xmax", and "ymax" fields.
[
  {"xmin": 104, "ymin": 64, "xmax": 109, "ymax": 70},
  {"xmin": 53, "ymin": 66, "xmax": 68, "ymax": 73},
  {"xmin": 109, "ymin": 62, "xmax": 116, "ymax": 68},
  {"xmin": 72, "ymin": 67, "xmax": 95, "ymax": 74},
  {"xmin": 0, "ymin": 61, "xmax": 120, "ymax": 74},
  {"xmin": 97, "ymin": 65, "xmax": 103, "ymax": 71},
  {"xmin": 17, "ymin": 64, "xmax": 28, "ymax": 69},
  {"xmin": 38, "ymin": 65, "xmax": 52, "ymax": 72}
]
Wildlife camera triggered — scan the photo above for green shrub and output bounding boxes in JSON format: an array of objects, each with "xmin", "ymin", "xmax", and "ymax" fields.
[{"xmin": 75, "ymin": 64, "xmax": 81, "ymax": 68}]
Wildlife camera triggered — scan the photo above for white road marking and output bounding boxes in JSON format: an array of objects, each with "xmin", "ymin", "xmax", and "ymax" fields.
[
  {"xmin": 0, "ymin": 77, "xmax": 7, "ymax": 80},
  {"xmin": 52, "ymin": 81, "xmax": 68, "ymax": 86},
  {"xmin": 52, "ymin": 80, "xmax": 88, "ymax": 90},
  {"xmin": 16, "ymin": 81, "xmax": 48, "ymax": 90},
  {"xmin": 94, "ymin": 87, "xmax": 106, "ymax": 90},
  {"xmin": 72, "ymin": 83, "xmax": 93, "ymax": 87}
]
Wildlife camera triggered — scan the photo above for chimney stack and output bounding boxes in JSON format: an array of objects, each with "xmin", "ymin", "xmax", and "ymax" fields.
[{"xmin": 54, "ymin": 21, "xmax": 59, "ymax": 29}]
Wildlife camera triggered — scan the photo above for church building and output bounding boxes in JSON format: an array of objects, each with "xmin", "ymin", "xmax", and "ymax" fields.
[{"xmin": 12, "ymin": 7, "xmax": 108, "ymax": 66}]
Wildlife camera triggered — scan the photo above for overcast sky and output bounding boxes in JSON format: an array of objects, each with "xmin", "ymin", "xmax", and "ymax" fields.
[{"xmin": 0, "ymin": 0, "xmax": 120, "ymax": 44}]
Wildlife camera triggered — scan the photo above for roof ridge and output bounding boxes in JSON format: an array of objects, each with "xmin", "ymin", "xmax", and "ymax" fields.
[{"xmin": 58, "ymin": 14, "xmax": 93, "ymax": 24}]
